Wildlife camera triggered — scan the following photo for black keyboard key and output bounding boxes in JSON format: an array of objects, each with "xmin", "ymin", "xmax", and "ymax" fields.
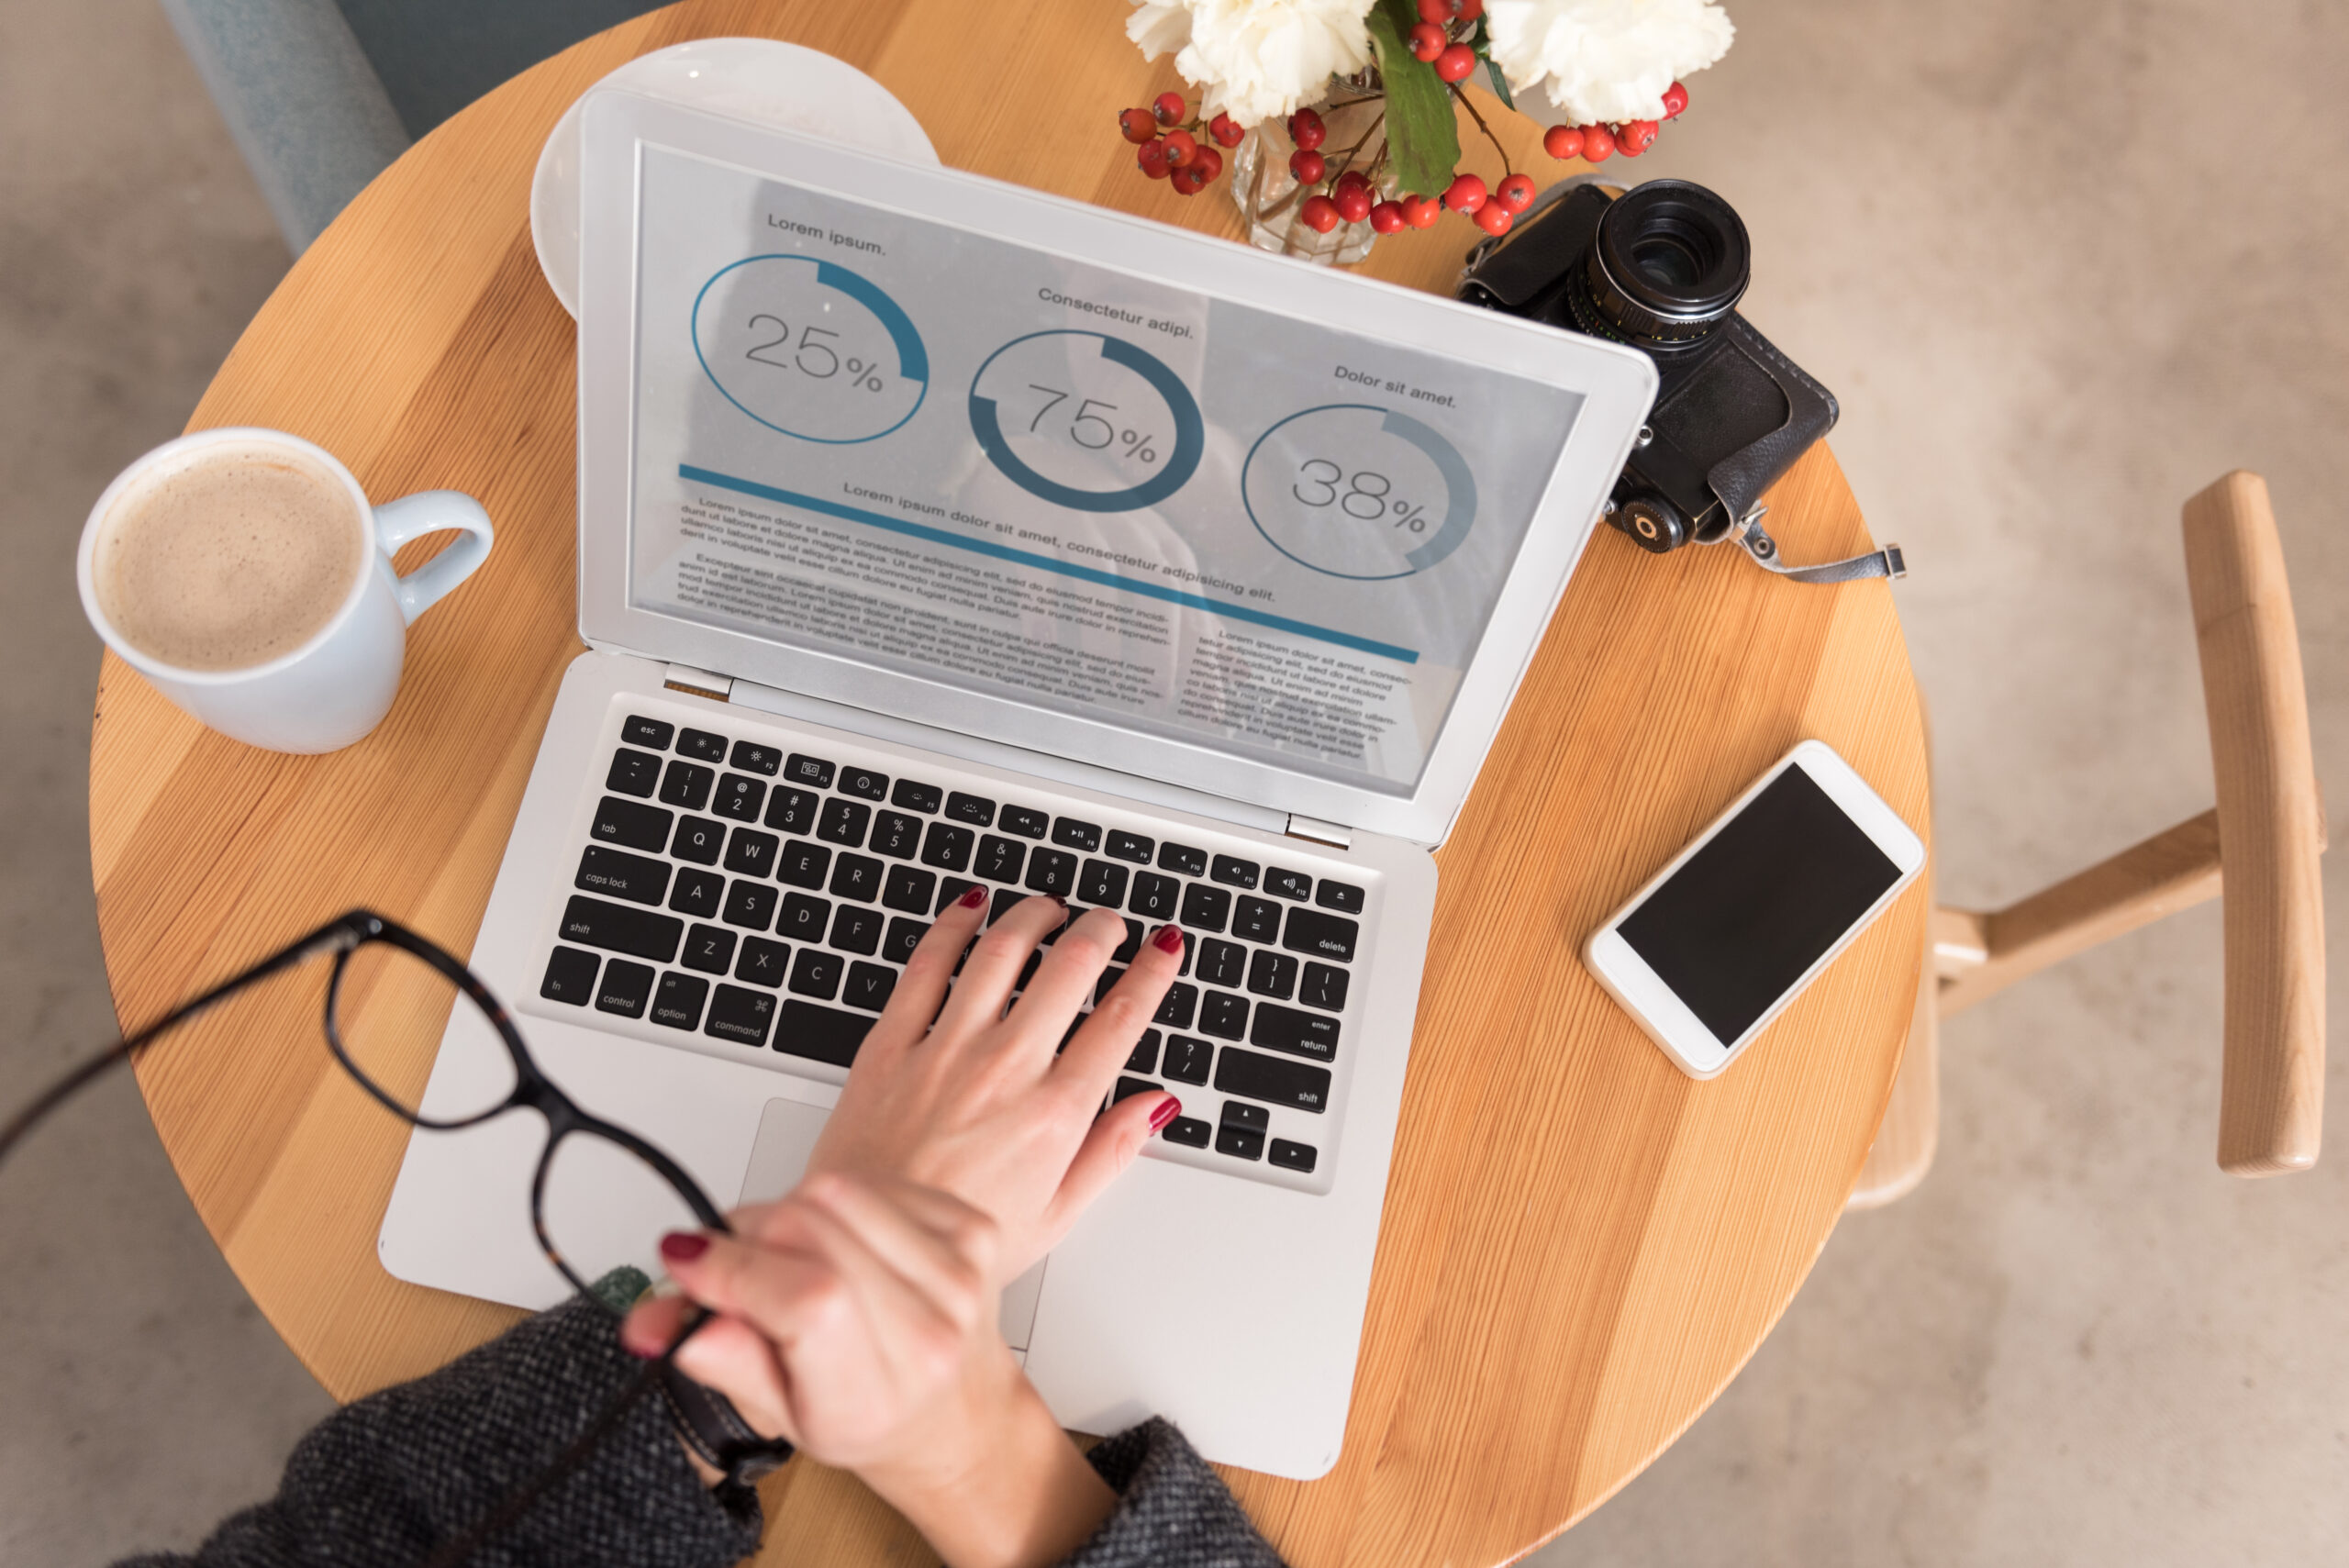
[
  {"xmin": 1316, "ymin": 880, "xmax": 1366, "ymax": 914},
  {"xmin": 784, "ymin": 752, "xmax": 834, "ymax": 789},
  {"xmin": 1180, "ymin": 884, "xmax": 1230, "ymax": 933},
  {"xmin": 729, "ymin": 740, "xmax": 782, "ymax": 775},
  {"xmin": 540, "ymin": 946, "xmax": 598, "ymax": 1005},
  {"xmin": 606, "ymin": 748, "xmax": 661, "ymax": 797},
  {"xmin": 839, "ymin": 764, "xmax": 890, "ymax": 801},
  {"xmin": 989, "ymin": 886, "xmax": 1028, "ymax": 926},
  {"xmin": 1161, "ymin": 1034, "xmax": 1212, "ymax": 1084},
  {"xmin": 974, "ymin": 834, "xmax": 1026, "ymax": 883},
  {"xmin": 777, "ymin": 893, "xmax": 830, "ymax": 941},
  {"xmin": 1111, "ymin": 917, "xmax": 1144, "ymax": 963},
  {"xmin": 870, "ymin": 810, "xmax": 923, "ymax": 860},
  {"xmin": 1216, "ymin": 1124, "xmax": 1266, "ymax": 1161},
  {"xmin": 682, "ymin": 924, "xmax": 736, "ymax": 975},
  {"xmin": 621, "ymin": 715, "xmax": 674, "ymax": 750},
  {"xmin": 1052, "ymin": 817, "xmax": 1102, "ymax": 852},
  {"xmin": 1231, "ymin": 895, "xmax": 1281, "ymax": 943},
  {"xmin": 712, "ymin": 773, "xmax": 765, "ymax": 822},
  {"xmin": 723, "ymin": 827, "xmax": 779, "ymax": 879},
  {"xmin": 920, "ymin": 822, "xmax": 974, "ymax": 873},
  {"xmin": 1163, "ymin": 1116, "xmax": 1211, "ymax": 1148},
  {"xmin": 734, "ymin": 938, "xmax": 789, "ymax": 988},
  {"xmin": 1196, "ymin": 938, "xmax": 1246, "ymax": 988},
  {"xmin": 1268, "ymin": 1139, "xmax": 1318, "ymax": 1173},
  {"xmin": 592, "ymin": 796, "xmax": 672, "ymax": 853},
  {"xmin": 945, "ymin": 791, "xmax": 996, "ymax": 827},
  {"xmin": 1129, "ymin": 872, "xmax": 1180, "ymax": 920},
  {"xmin": 999, "ymin": 806, "xmax": 1049, "ymax": 839},
  {"xmin": 1216, "ymin": 1047, "xmax": 1332, "ymax": 1112},
  {"xmin": 559, "ymin": 895, "xmax": 682, "ymax": 963},
  {"xmin": 936, "ymin": 878, "xmax": 979, "ymax": 914},
  {"xmin": 1265, "ymin": 868, "xmax": 1314, "ymax": 902},
  {"xmin": 1249, "ymin": 1002, "xmax": 1340, "ymax": 1062},
  {"xmin": 1300, "ymin": 962, "xmax": 1350, "ymax": 1011},
  {"xmin": 841, "ymin": 962, "xmax": 897, "ymax": 1012},
  {"xmin": 817, "ymin": 798, "xmax": 870, "ymax": 847},
  {"xmin": 1025, "ymin": 849, "xmax": 1077, "ymax": 897},
  {"xmin": 722, "ymin": 881, "xmax": 778, "ymax": 931},
  {"xmin": 883, "ymin": 916, "xmax": 929, "ymax": 963},
  {"xmin": 891, "ymin": 779, "xmax": 942, "ymax": 813},
  {"xmin": 789, "ymin": 948, "xmax": 842, "ymax": 1001},
  {"xmin": 651, "ymin": 973, "xmax": 707, "ymax": 1030},
  {"xmin": 1106, "ymin": 829, "xmax": 1154, "ymax": 865},
  {"xmin": 1248, "ymin": 950, "xmax": 1300, "ymax": 1001},
  {"xmin": 705, "ymin": 984, "xmax": 776, "ymax": 1047},
  {"xmin": 678, "ymin": 728, "xmax": 729, "ymax": 763},
  {"xmin": 883, "ymin": 865, "xmax": 937, "ymax": 915},
  {"xmin": 765, "ymin": 787, "xmax": 819, "ymax": 836},
  {"xmin": 830, "ymin": 905, "xmax": 885, "ymax": 956},
  {"xmin": 1114, "ymin": 1076, "xmax": 1163, "ymax": 1105},
  {"xmin": 1200, "ymin": 990, "xmax": 1249, "ymax": 1040},
  {"xmin": 659, "ymin": 759, "xmax": 715, "ymax": 811},
  {"xmin": 669, "ymin": 867, "xmax": 724, "ymax": 919},
  {"xmin": 1153, "ymin": 983, "xmax": 1198, "ymax": 1031},
  {"xmin": 1093, "ymin": 964, "xmax": 1125, "ymax": 1003},
  {"xmin": 575, "ymin": 846, "xmax": 669, "ymax": 906},
  {"xmin": 774, "ymin": 999, "xmax": 873, "ymax": 1067},
  {"xmin": 595, "ymin": 959, "xmax": 653, "ymax": 1018},
  {"xmin": 1078, "ymin": 860, "xmax": 1129, "ymax": 908},
  {"xmin": 670, "ymin": 816, "xmax": 724, "ymax": 865},
  {"xmin": 776, "ymin": 840, "xmax": 830, "ymax": 890},
  {"xmin": 1158, "ymin": 841, "xmax": 1207, "ymax": 876},
  {"xmin": 829, "ymin": 853, "xmax": 884, "ymax": 903},
  {"xmin": 1210, "ymin": 855, "xmax": 1259, "ymax": 890},
  {"xmin": 1219, "ymin": 1101, "xmax": 1269, "ymax": 1132},
  {"xmin": 1282, "ymin": 907, "xmax": 1358, "ymax": 963},
  {"xmin": 1126, "ymin": 1029, "xmax": 1162, "ymax": 1073}
]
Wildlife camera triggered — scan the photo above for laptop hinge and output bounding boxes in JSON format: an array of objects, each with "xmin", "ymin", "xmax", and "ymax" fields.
[
  {"xmin": 1284, "ymin": 815, "xmax": 1353, "ymax": 851},
  {"xmin": 663, "ymin": 663, "xmax": 734, "ymax": 702}
]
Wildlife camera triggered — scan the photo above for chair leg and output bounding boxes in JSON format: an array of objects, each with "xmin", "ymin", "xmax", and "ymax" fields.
[{"xmin": 1848, "ymin": 970, "xmax": 1940, "ymax": 1209}]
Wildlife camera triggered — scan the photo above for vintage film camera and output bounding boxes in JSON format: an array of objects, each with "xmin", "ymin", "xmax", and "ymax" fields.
[{"xmin": 1462, "ymin": 178, "xmax": 1901, "ymax": 584}]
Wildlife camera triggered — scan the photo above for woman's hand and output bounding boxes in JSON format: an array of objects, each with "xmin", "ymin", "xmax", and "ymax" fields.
[
  {"xmin": 623, "ymin": 1173, "xmax": 1119, "ymax": 1568},
  {"xmin": 806, "ymin": 887, "xmax": 1187, "ymax": 1283}
]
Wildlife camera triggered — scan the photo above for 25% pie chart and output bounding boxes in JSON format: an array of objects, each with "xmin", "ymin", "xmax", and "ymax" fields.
[
  {"xmin": 1241, "ymin": 403, "xmax": 1478, "ymax": 580},
  {"xmin": 693, "ymin": 256, "xmax": 930, "ymax": 444},
  {"xmin": 968, "ymin": 329, "xmax": 1203, "ymax": 512}
]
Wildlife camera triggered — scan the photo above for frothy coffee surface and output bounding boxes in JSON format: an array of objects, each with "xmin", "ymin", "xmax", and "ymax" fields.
[{"xmin": 95, "ymin": 443, "xmax": 368, "ymax": 672}]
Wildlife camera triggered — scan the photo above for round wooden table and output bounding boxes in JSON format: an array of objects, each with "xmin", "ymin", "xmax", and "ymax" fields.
[{"xmin": 90, "ymin": 3, "xmax": 1930, "ymax": 1562}]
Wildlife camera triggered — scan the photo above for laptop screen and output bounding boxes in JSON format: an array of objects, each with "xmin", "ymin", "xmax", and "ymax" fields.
[{"xmin": 626, "ymin": 144, "xmax": 1585, "ymax": 795}]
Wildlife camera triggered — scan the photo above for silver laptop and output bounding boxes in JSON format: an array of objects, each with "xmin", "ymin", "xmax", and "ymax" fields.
[{"xmin": 378, "ymin": 90, "xmax": 1655, "ymax": 1481}]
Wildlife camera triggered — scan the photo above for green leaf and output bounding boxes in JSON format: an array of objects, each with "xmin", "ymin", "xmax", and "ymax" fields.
[
  {"xmin": 1365, "ymin": 0, "xmax": 1462, "ymax": 197},
  {"xmin": 1478, "ymin": 50, "xmax": 1514, "ymax": 112}
]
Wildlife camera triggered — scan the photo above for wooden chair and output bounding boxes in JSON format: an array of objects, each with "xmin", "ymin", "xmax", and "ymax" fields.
[{"xmin": 1850, "ymin": 471, "xmax": 2327, "ymax": 1207}]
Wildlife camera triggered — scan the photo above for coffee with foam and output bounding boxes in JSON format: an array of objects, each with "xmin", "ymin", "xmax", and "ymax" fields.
[{"xmin": 93, "ymin": 440, "xmax": 370, "ymax": 672}]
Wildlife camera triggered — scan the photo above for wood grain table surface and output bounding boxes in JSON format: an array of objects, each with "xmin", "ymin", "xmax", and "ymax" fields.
[{"xmin": 87, "ymin": 2, "xmax": 1931, "ymax": 1562}]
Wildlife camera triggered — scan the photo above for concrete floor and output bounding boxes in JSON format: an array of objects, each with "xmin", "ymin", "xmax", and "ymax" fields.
[{"xmin": 2, "ymin": 0, "xmax": 2343, "ymax": 1562}]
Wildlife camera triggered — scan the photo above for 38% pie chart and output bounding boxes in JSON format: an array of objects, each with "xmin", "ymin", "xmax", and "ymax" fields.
[
  {"xmin": 968, "ymin": 329, "xmax": 1204, "ymax": 512},
  {"xmin": 693, "ymin": 256, "xmax": 930, "ymax": 443},
  {"xmin": 1241, "ymin": 403, "xmax": 1479, "ymax": 580}
]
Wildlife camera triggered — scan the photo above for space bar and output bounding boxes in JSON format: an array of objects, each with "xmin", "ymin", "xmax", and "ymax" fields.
[{"xmin": 775, "ymin": 1000, "xmax": 875, "ymax": 1068}]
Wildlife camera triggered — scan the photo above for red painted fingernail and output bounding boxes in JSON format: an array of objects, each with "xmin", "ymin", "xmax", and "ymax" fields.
[
  {"xmin": 1152, "ymin": 924, "xmax": 1186, "ymax": 954},
  {"xmin": 659, "ymin": 1231, "xmax": 709, "ymax": 1263},
  {"xmin": 1149, "ymin": 1095, "xmax": 1182, "ymax": 1131},
  {"xmin": 957, "ymin": 884, "xmax": 988, "ymax": 909}
]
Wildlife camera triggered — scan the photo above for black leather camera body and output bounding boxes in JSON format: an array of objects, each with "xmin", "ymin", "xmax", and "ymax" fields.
[{"xmin": 1462, "ymin": 180, "xmax": 1892, "ymax": 582}]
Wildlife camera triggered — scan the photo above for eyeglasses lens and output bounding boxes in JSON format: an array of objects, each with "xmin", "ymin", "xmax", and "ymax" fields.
[
  {"xmin": 539, "ymin": 1132, "xmax": 707, "ymax": 1302},
  {"xmin": 328, "ymin": 940, "xmax": 518, "ymax": 1125}
]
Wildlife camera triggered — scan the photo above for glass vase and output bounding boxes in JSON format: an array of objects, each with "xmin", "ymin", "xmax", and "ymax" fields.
[{"xmin": 1230, "ymin": 93, "xmax": 1393, "ymax": 266}]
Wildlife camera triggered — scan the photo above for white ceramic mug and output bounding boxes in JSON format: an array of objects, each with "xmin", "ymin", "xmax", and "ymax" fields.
[{"xmin": 77, "ymin": 427, "xmax": 495, "ymax": 754}]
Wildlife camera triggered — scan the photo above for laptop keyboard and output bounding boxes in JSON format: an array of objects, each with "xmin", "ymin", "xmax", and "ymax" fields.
[{"xmin": 532, "ymin": 706, "xmax": 1372, "ymax": 1188}]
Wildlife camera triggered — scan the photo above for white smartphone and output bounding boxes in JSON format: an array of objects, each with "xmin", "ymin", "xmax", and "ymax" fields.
[{"xmin": 1584, "ymin": 739, "xmax": 1926, "ymax": 1079}]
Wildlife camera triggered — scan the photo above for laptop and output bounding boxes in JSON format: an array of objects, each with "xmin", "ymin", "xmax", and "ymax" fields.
[{"xmin": 378, "ymin": 87, "xmax": 1655, "ymax": 1481}]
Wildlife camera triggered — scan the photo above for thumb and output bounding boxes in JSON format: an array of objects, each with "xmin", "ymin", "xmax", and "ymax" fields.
[{"xmin": 1045, "ymin": 1091, "xmax": 1180, "ymax": 1241}]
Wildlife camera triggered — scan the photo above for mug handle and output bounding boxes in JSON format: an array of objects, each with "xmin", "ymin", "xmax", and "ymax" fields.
[{"xmin": 372, "ymin": 492, "xmax": 495, "ymax": 626}]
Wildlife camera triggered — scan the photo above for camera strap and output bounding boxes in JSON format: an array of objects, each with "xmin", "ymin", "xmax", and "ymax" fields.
[{"xmin": 1731, "ymin": 507, "xmax": 1906, "ymax": 584}]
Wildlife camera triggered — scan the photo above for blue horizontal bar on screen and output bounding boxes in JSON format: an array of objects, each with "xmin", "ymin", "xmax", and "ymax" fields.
[{"xmin": 676, "ymin": 464, "xmax": 1421, "ymax": 665}]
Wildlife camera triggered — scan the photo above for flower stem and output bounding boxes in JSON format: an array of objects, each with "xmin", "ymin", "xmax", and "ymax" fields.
[{"xmin": 1449, "ymin": 82, "xmax": 1514, "ymax": 181}]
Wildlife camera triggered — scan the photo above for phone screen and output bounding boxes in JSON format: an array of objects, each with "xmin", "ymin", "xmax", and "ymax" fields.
[{"xmin": 1618, "ymin": 763, "xmax": 1904, "ymax": 1046}]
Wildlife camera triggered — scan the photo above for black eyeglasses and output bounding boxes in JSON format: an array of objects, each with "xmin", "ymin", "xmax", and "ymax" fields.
[{"xmin": 0, "ymin": 909, "xmax": 740, "ymax": 1568}]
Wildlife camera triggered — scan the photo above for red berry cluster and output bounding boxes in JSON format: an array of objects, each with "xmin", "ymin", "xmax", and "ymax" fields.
[
  {"xmin": 1407, "ymin": 0, "xmax": 1486, "ymax": 83},
  {"xmin": 1540, "ymin": 79, "xmax": 1690, "ymax": 167},
  {"xmin": 1119, "ymin": 90, "xmax": 1243, "ymax": 196}
]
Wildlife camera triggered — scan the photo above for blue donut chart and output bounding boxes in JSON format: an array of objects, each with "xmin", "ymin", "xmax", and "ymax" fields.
[
  {"xmin": 968, "ymin": 330, "xmax": 1204, "ymax": 512},
  {"xmin": 1241, "ymin": 403, "xmax": 1479, "ymax": 581},
  {"xmin": 692, "ymin": 255, "xmax": 930, "ymax": 445}
]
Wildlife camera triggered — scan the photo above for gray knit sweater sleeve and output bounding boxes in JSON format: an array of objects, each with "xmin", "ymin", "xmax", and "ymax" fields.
[{"xmin": 117, "ymin": 1287, "xmax": 1284, "ymax": 1568}]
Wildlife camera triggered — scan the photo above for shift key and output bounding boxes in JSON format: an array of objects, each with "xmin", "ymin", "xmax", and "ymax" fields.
[
  {"xmin": 559, "ymin": 895, "xmax": 683, "ymax": 964},
  {"xmin": 1214, "ymin": 1046, "xmax": 1332, "ymax": 1114}
]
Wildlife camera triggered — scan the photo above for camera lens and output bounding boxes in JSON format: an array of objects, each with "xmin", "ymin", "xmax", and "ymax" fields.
[{"xmin": 1579, "ymin": 180, "xmax": 1750, "ymax": 349}]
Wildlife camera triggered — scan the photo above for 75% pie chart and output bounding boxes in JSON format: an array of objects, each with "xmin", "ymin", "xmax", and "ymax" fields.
[
  {"xmin": 968, "ymin": 329, "xmax": 1204, "ymax": 512},
  {"xmin": 1241, "ymin": 403, "xmax": 1479, "ymax": 580},
  {"xmin": 692, "ymin": 256, "xmax": 930, "ymax": 444}
]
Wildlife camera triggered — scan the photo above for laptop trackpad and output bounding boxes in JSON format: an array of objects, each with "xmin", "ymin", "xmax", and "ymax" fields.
[{"xmin": 736, "ymin": 1097, "xmax": 1050, "ymax": 1352}]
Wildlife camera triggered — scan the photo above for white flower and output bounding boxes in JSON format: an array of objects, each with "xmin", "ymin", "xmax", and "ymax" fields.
[
  {"xmin": 1486, "ymin": 0, "xmax": 1733, "ymax": 126},
  {"xmin": 1126, "ymin": 0, "xmax": 1377, "ymax": 128}
]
